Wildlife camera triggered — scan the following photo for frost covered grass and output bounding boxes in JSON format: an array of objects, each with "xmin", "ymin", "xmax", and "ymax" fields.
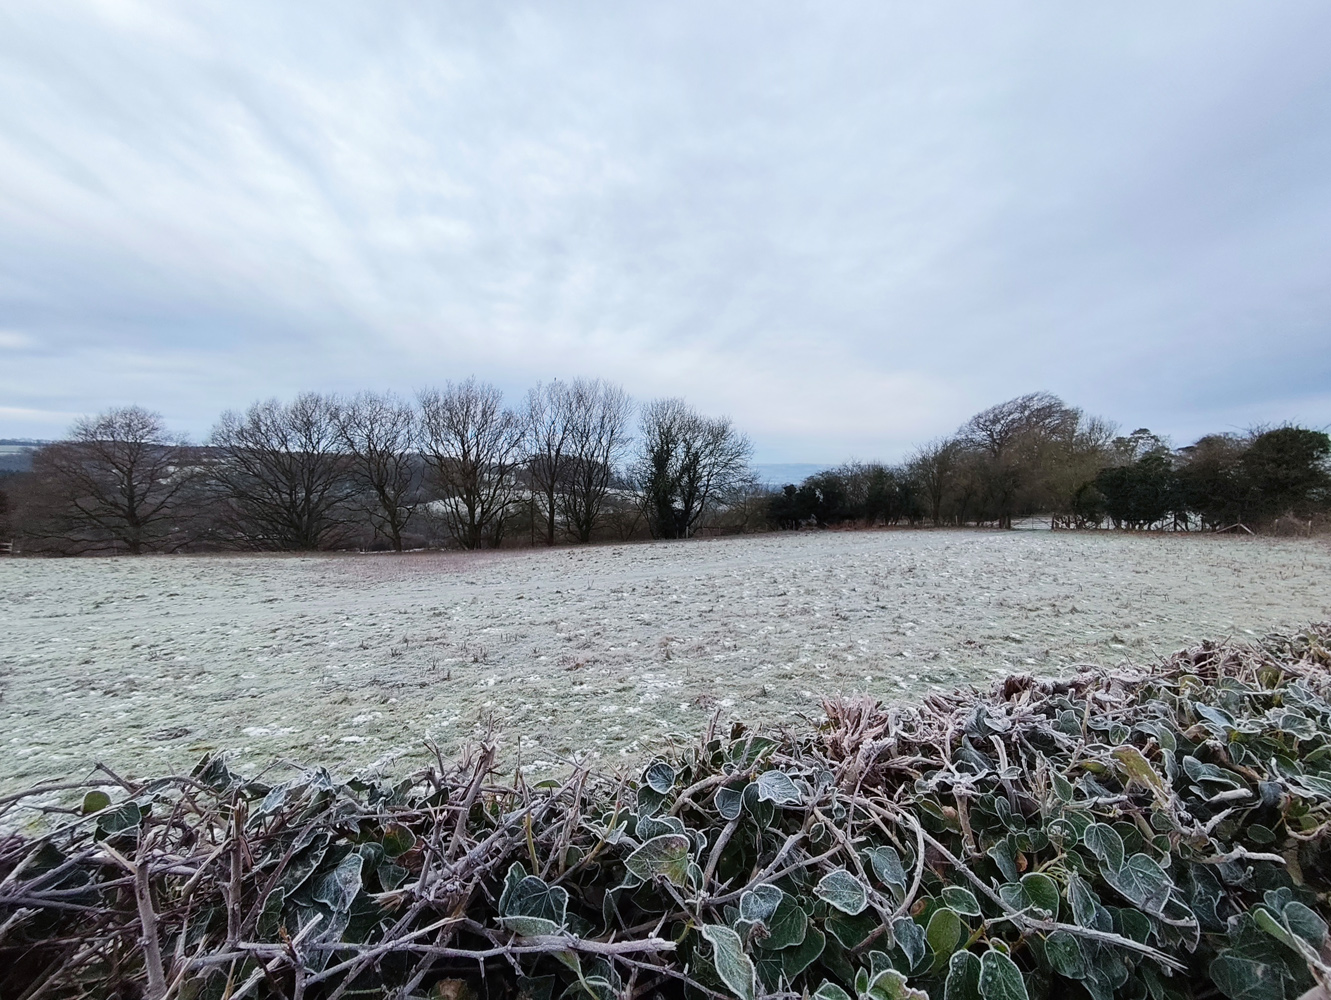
[{"xmin": 1, "ymin": 529, "xmax": 1329, "ymax": 793}]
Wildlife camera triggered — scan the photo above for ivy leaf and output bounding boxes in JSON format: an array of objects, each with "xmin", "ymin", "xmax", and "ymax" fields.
[
  {"xmin": 1209, "ymin": 955, "xmax": 1285, "ymax": 1000},
  {"xmin": 758, "ymin": 894, "xmax": 808, "ymax": 950},
  {"xmin": 312, "ymin": 853, "xmax": 363, "ymax": 914},
  {"xmin": 1083, "ymin": 823, "xmax": 1125, "ymax": 873},
  {"xmin": 381, "ymin": 822, "xmax": 415, "ymax": 859},
  {"xmin": 1112, "ymin": 746, "xmax": 1167, "ymax": 801},
  {"xmin": 926, "ymin": 907, "xmax": 963, "ymax": 965},
  {"xmin": 893, "ymin": 916, "xmax": 927, "ymax": 972},
  {"xmin": 701, "ymin": 924, "xmax": 756, "ymax": 1000},
  {"xmin": 813, "ymin": 982, "xmax": 853, "ymax": 1000},
  {"xmin": 1102, "ymin": 853, "xmax": 1173, "ymax": 915},
  {"xmin": 780, "ymin": 924, "xmax": 825, "ymax": 979},
  {"xmin": 644, "ymin": 761, "xmax": 675, "ymax": 794},
  {"xmin": 1044, "ymin": 930, "xmax": 1088, "ymax": 980},
  {"xmin": 945, "ymin": 950, "xmax": 982, "ymax": 1000},
  {"xmin": 942, "ymin": 886, "xmax": 982, "ymax": 917},
  {"xmin": 623, "ymin": 834, "xmax": 692, "ymax": 886},
  {"xmin": 978, "ymin": 949, "xmax": 1029, "ymax": 1000},
  {"xmin": 755, "ymin": 770, "xmax": 802, "ymax": 806},
  {"xmin": 987, "ymin": 838, "xmax": 1021, "ymax": 883},
  {"xmin": 739, "ymin": 884, "xmax": 783, "ymax": 924},
  {"xmin": 865, "ymin": 845, "xmax": 908, "ymax": 898},
  {"xmin": 715, "ymin": 785, "xmax": 744, "ymax": 821},
  {"xmin": 816, "ymin": 869, "xmax": 868, "ymax": 915}
]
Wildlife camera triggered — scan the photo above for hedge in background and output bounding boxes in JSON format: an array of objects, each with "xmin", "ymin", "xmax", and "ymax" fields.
[{"xmin": 3, "ymin": 625, "xmax": 1331, "ymax": 1000}]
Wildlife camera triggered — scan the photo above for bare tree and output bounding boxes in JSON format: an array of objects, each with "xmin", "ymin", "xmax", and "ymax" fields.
[
  {"xmin": 419, "ymin": 379, "xmax": 526, "ymax": 549},
  {"xmin": 907, "ymin": 438, "xmax": 961, "ymax": 526},
  {"xmin": 26, "ymin": 406, "xmax": 192, "ymax": 554},
  {"xmin": 962, "ymin": 391, "xmax": 1072, "ymax": 459},
  {"xmin": 208, "ymin": 393, "xmax": 355, "ymax": 550},
  {"xmin": 336, "ymin": 392, "xmax": 421, "ymax": 551},
  {"xmin": 633, "ymin": 398, "xmax": 754, "ymax": 539},
  {"xmin": 560, "ymin": 379, "xmax": 632, "ymax": 544},
  {"xmin": 524, "ymin": 381, "xmax": 575, "ymax": 546}
]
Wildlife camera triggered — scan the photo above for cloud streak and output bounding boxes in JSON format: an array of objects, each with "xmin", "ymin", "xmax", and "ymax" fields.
[{"xmin": 1, "ymin": 1, "xmax": 1329, "ymax": 457}]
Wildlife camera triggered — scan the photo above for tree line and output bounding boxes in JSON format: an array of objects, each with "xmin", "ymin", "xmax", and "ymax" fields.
[
  {"xmin": 0, "ymin": 378, "xmax": 758, "ymax": 554},
  {"xmin": 767, "ymin": 392, "xmax": 1330, "ymax": 533},
  {"xmin": 2, "ymin": 387, "xmax": 1326, "ymax": 554}
]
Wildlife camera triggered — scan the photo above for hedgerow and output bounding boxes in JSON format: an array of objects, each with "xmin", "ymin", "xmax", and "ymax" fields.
[{"xmin": 3, "ymin": 625, "xmax": 1331, "ymax": 1000}]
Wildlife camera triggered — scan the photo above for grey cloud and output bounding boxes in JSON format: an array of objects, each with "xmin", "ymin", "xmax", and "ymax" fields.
[{"xmin": 0, "ymin": 1, "xmax": 1328, "ymax": 458}]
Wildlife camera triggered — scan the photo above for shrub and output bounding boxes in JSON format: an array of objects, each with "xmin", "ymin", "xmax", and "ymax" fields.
[{"xmin": 4, "ymin": 626, "xmax": 1331, "ymax": 999}]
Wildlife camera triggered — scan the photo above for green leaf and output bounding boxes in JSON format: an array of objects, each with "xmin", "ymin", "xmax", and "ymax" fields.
[
  {"xmin": 867, "ymin": 967, "xmax": 929, "ymax": 1000},
  {"xmin": 1284, "ymin": 901, "xmax": 1328, "ymax": 950},
  {"xmin": 81, "ymin": 790, "xmax": 111, "ymax": 815},
  {"xmin": 927, "ymin": 907, "xmax": 964, "ymax": 964},
  {"xmin": 644, "ymin": 761, "xmax": 676, "ymax": 794},
  {"xmin": 1083, "ymin": 824, "xmax": 1124, "ymax": 873},
  {"xmin": 780, "ymin": 924, "xmax": 825, "ymax": 979},
  {"xmin": 381, "ymin": 822, "xmax": 415, "ymax": 859},
  {"xmin": 978, "ymin": 949, "xmax": 1029, "ymax": 1000},
  {"xmin": 1043, "ymin": 930, "xmax": 1088, "ymax": 980},
  {"xmin": 826, "ymin": 911, "xmax": 878, "ymax": 949},
  {"xmin": 758, "ymin": 894, "xmax": 808, "ymax": 950},
  {"xmin": 1112, "ymin": 746, "xmax": 1165, "ymax": 796},
  {"xmin": 715, "ymin": 785, "xmax": 744, "ymax": 820},
  {"xmin": 987, "ymin": 838, "xmax": 1020, "ymax": 883},
  {"xmin": 813, "ymin": 982, "xmax": 853, "ymax": 1000},
  {"xmin": 1209, "ymin": 955, "xmax": 1286, "ymax": 1000},
  {"xmin": 312, "ymin": 853, "xmax": 364, "ymax": 913},
  {"xmin": 499, "ymin": 864, "xmax": 569, "ymax": 929},
  {"xmin": 816, "ymin": 869, "xmax": 869, "ymax": 915},
  {"xmin": 740, "ymin": 884, "xmax": 783, "ymax": 924},
  {"xmin": 623, "ymin": 834, "xmax": 692, "ymax": 886},
  {"xmin": 946, "ymin": 950, "xmax": 982, "ymax": 1000},
  {"xmin": 1102, "ymin": 853, "xmax": 1172, "ymax": 914},
  {"xmin": 702, "ymin": 924, "xmax": 756, "ymax": 1000},
  {"xmin": 95, "ymin": 801, "xmax": 143, "ymax": 839},
  {"xmin": 755, "ymin": 769, "xmax": 802, "ymax": 805},
  {"xmin": 893, "ymin": 916, "xmax": 927, "ymax": 971},
  {"xmin": 1019, "ymin": 873, "xmax": 1060, "ymax": 921},
  {"xmin": 500, "ymin": 914, "xmax": 562, "ymax": 937},
  {"xmin": 942, "ymin": 886, "xmax": 982, "ymax": 917},
  {"xmin": 866, "ymin": 845, "xmax": 908, "ymax": 897}
]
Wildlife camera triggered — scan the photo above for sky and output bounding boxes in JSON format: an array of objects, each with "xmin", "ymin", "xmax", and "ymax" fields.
[{"xmin": 1, "ymin": 2, "xmax": 1329, "ymax": 462}]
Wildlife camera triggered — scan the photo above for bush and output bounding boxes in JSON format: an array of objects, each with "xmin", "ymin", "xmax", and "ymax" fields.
[{"xmin": 4, "ymin": 627, "xmax": 1331, "ymax": 999}]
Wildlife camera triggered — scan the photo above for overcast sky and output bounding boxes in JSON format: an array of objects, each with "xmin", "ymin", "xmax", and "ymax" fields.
[{"xmin": 1, "ymin": 2, "xmax": 1328, "ymax": 461}]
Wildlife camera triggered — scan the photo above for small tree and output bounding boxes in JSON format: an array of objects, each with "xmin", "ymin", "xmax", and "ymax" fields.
[
  {"xmin": 208, "ymin": 394, "xmax": 355, "ymax": 550},
  {"xmin": 419, "ymin": 379, "xmax": 526, "ymax": 550},
  {"xmin": 336, "ymin": 392, "xmax": 421, "ymax": 551},
  {"xmin": 633, "ymin": 399, "xmax": 753, "ymax": 539},
  {"xmin": 27, "ymin": 406, "xmax": 192, "ymax": 554}
]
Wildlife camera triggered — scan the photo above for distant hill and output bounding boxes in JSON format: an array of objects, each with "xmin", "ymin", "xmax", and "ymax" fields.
[
  {"xmin": 0, "ymin": 441, "xmax": 41, "ymax": 474},
  {"xmin": 752, "ymin": 462, "xmax": 828, "ymax": 487}
]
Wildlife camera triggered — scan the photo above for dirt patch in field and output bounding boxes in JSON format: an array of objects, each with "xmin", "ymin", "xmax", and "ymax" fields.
[{"xmin": 2, "ymin": 530, "xmax": 1329, "ymax": 792}]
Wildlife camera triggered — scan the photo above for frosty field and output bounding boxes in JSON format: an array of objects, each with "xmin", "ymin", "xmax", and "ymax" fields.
[{"xmin": 2, "ymin": 529, "xmax": 1329, "ymax": 793}]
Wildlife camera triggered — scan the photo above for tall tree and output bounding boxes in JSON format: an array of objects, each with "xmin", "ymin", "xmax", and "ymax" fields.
[
  {"xmin": 336, "ymin": 392, "xmax": 421, "ymax": 551},
  {"xmin": 524, "ymin": 381, "xmax": 575, "ymax": 546},
  {"xmin": 633, "ymin": 398, "xmax": 753, "ymax": 539},
  {"xmin": 1239, "ymin": 426, "xmax": 1331, "ymax": 521},
  {"xmin": 28, "ymin": 406, "xmax": 191, "ymax": 554},
  {"xmin": 559, "ymin": 379, "xmax": 632, "ymax": 543},
  {"xmin": 209, "ymin": 394, "xmax": 355, "ymax": 550},
  {"xmin": 419, "ymin": 379, "xmax": 526, "ymax": 549}
]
